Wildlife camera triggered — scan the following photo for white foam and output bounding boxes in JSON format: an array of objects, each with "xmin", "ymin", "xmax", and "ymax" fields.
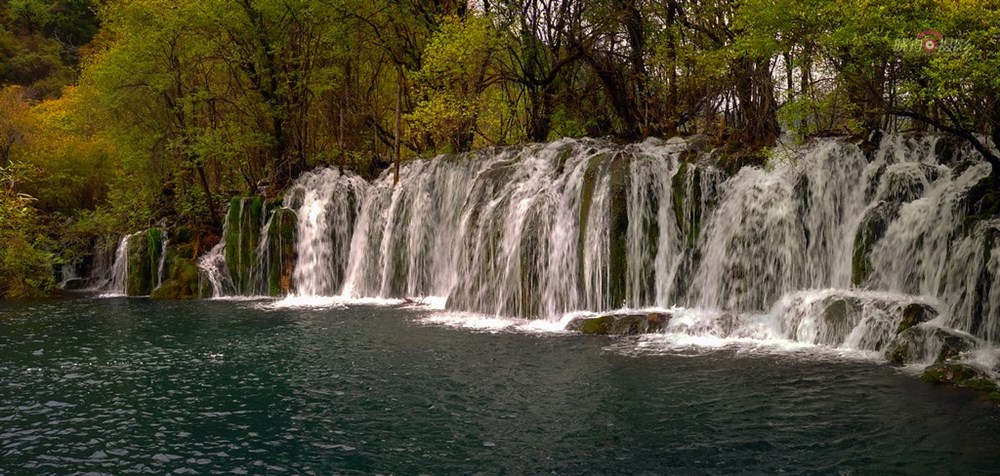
[
  {"xmin": 208, "ymin": 295, "xmax": 274, "ymax": 302},
  {"xmin": 620, "ymin": 331, "xmax": 881, "ymax": 361},
  {"xmin": 418, "ymin": 312, "xmax": 572, "ymax": 334},
  {"xmin": 95, "ymin": 292, "xmax": 127, "ymax": 299},
  {"xmin": 399, "ymin": 296, "xmax": 449, "ymax": 310},
  {"xmin": 268, "ymin": 294, "xmax": 406, "ymax": 309}
]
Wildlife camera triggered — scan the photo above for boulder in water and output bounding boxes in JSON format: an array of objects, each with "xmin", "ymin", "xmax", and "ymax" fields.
[
  {"xmin": 883, "ymin": 324, "xmax": 979, "ymax": 366},
  {"xmin": 566, "ymin": 312, "xmax": 672, "ymax": 335},
  {"xmin": 920, "ymin": 361, "xmax": 1000, "ymax": 400}
]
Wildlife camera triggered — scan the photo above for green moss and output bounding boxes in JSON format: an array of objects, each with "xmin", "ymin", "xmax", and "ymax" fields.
[
  {"xmin": 146, "ymin": 228, "xmax": 164, "ymax": 287},
  {"xmin": 671, "ymin": 161, "xmax": 707, "ymax": 248},
  {"xmin": 607, "ymin": 152, "xmax": 630, "ymax": 308},
  {"xmin": 224, "ymin": 196, "xmax": 265, "ymax": 293},
  {"xmin": 576, "ymin": 153, "xmax": 607, "ymax": 296},
  {"xmin": 151, "ymin": 257, "xmax": 202, "ymax": 300},
  {"xmin": 852, "ymin": 203, "xmax": 894, "ymax": 286},
  {"xmin": 921, "ymin": 362, "xmax": 1000, "ymax": 398},
  {"xmin": 576, "ymin": 315, "xmax": 613, "ymax": 334},
  {"xmin": 174, "ymin": 226, "xmax": 194, "ymax": 243},
  {"xmin": 126, "ymin": 232, "xmax": 152, "ymax": 295},
  {"xmin": 517, "ymin": 203, "xmax": 550, "ymax": 317},
  {"xmin": 267, "ymin": 208, "xmax": 297, "ymax": 296},
  {"xmin": 671, "ymin": 161, "xmax": 688, "ymax": 237}
]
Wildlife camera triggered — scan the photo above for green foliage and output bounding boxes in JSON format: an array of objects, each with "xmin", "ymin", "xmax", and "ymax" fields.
[
  {"xmin": 0, "ymin": 161, "xmax": 56, "ymax": 298},
  {"xmin": 408, "ymin": 14, "xmax": 508, "ymax": 152},
  {"xmin": 3, "ymin": 0, "xmax": 1000, "ymax": 302},
  {"xmin": 0, "ymin": 0, "xmax": 99, "ymax": 98}
]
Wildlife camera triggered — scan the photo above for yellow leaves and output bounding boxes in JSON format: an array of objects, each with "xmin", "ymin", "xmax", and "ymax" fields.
[
  {"xmin": 0, "ymin": 82, "xmax": 117, "ymax": 213},
  {"xmin": 0, "ymin": 86, "xmax": 36, "ymax": 162}
]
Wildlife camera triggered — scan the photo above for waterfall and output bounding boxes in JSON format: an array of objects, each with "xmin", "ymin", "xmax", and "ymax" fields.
[
  {"xmin": 103, "ymin": 234, "xmax": 131, "ymax": 295},
  {"xmin": 200, "ymin": 133, "xmax": 1000, "ymax": 354},
  {"xmin": 287, "ymin": 168, "xmax": 367, "ymax": 297},
  {"xmin": 156, "ymin": 231, "xmax": 169, "ymax": 290},
  {"xmin": 198, "ymin": 240, "xmax": 233, "ymax": 297},
  {"xmin": 57, "ymin": 262, "xmax": 79, "ymax": 289}
]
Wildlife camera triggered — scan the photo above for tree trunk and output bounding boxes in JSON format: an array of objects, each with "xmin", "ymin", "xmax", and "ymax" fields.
[{"xmin": 194, "ymin": 161, "xmax": 221, "ymax": 229}]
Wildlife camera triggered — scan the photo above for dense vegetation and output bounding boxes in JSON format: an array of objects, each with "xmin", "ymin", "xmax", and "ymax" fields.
[{"xmin": 1, "ymin": 0, "xmax": 999, "ymax": 298}]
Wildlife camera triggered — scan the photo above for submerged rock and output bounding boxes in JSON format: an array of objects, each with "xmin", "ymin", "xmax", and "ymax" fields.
[{"xmin": 566, "ymin": 312, "xmax": 672, "ymax": 335}]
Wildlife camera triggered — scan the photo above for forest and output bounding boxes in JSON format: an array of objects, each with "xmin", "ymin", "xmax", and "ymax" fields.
[{"xmin": 1, "ymin": 0, "xmax": 999, "ymax": 299}]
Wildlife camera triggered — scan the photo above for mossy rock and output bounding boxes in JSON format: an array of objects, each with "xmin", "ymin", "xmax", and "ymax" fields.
[
  {"xmin": 884, "ymin": 325, "xmax": 979, "ymax": 367},
  {"xmin": 921, "ymin": 361, "xmax": 1000, "ymax": 400},
  {"xmin": 607, "ymin": 152, "xmax": 630, "ymax": 308},
  {"xmin": 898, "ymin": 303, "xmax": 937, "ymax": 334},
  {"xmin": 150, "ymin": 257, "xmax": 202, "ymax": 300},
  {"xmin": 961, "ymin": 175, "xmax": 1000, "ymax": 235},
  {"xmin": 126, "ymin": 232, "xmax": 152, "ymax": 296},
  {"xmin": 267, "ymin": 207, "xmax": 297, "ymax": 296},
  {"xmin": 173, "ymin": 226, "xmax": 194, "ymax": 244},
  {"xmin": 718, "ymin": 151, "xmax": 765, "ymax": 176},
  {"xmin": 852, "ymin": 201, "xmax": 897, "ymax": 285},
  {"xmin": 816, "ymin": 295, "xmax": 863, "ymax": 346},
  {"xmin": 516, "ymin": 202, "xmax": 548, "ymax": 317},
  {"xmin": 932, "ymin": 134, "xmax": 966, "ymax": 166},
  {"xmin": 576, "ymin": 152, "xmax": 608, "ymax": 296},
  {"xmin": 566, "ymin": 312, "xmax": 672, "ymax": 335},
  {"xmin": 150, "ymin": 280, "xmax": 187, "ymax": 300},
  {"xmin": 224, "ymin": 196, "xmax": 265, "ymax": 293}
]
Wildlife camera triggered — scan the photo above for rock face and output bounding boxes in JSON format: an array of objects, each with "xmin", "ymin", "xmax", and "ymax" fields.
[
  {"xmin": 266, "ymin": 207, "xmax": 297, "ymax": 296},
  {"xmin": 124, "ymin": 228, "xmax": 164, "ymax": 296},
  {"xmin": 151, "ymin": 257, "xmax": 205, "ymax": 300},
  {"xmin": 852, "ymin": 202, "xmax": 896, "ymax": 285},
  {"xmin": 225, "ymin": 196, "xmax": 264, "ymax": 294},
  {"xmin": 566, "ymin": 312, "xmax": 672, "ymax": 335},
  {"xmin": 898, "ymin": 303, "xmax": 936, "ymax": 333}
]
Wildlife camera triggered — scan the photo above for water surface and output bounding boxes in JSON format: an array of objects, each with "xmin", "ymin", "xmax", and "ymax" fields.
[{"xmin": 2, "ymin": 298, "xmax": 999, "ymax": 474}]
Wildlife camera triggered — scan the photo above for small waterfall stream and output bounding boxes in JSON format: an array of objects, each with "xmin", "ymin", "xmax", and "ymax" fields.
[
  {"xmin": 195, "ymin": 134, "xmax": 1000, "ymax": 362},
  {"xmin": 103, "ymin": 233, "xmax": 132, "ymax": 295}
]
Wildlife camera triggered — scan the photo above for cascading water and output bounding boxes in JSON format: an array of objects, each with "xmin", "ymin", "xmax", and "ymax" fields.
[
  {"xmin": 201, "ymin": 133, "xmax": 1000, "ymax": 367},
  {"xmin": 198, "ymin": 240, "xmax": 233, "ymax": 298},
  {"xmin": 156, "ymin": 232, "xmax": 169, "ymax": 290},
  {"xmin": 287, "ymin": 168, "xmax": 368, "ymax": 297},
  {"xmin": 103, "ymin": 233, "xmax": 131, "ymax": 295}
]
